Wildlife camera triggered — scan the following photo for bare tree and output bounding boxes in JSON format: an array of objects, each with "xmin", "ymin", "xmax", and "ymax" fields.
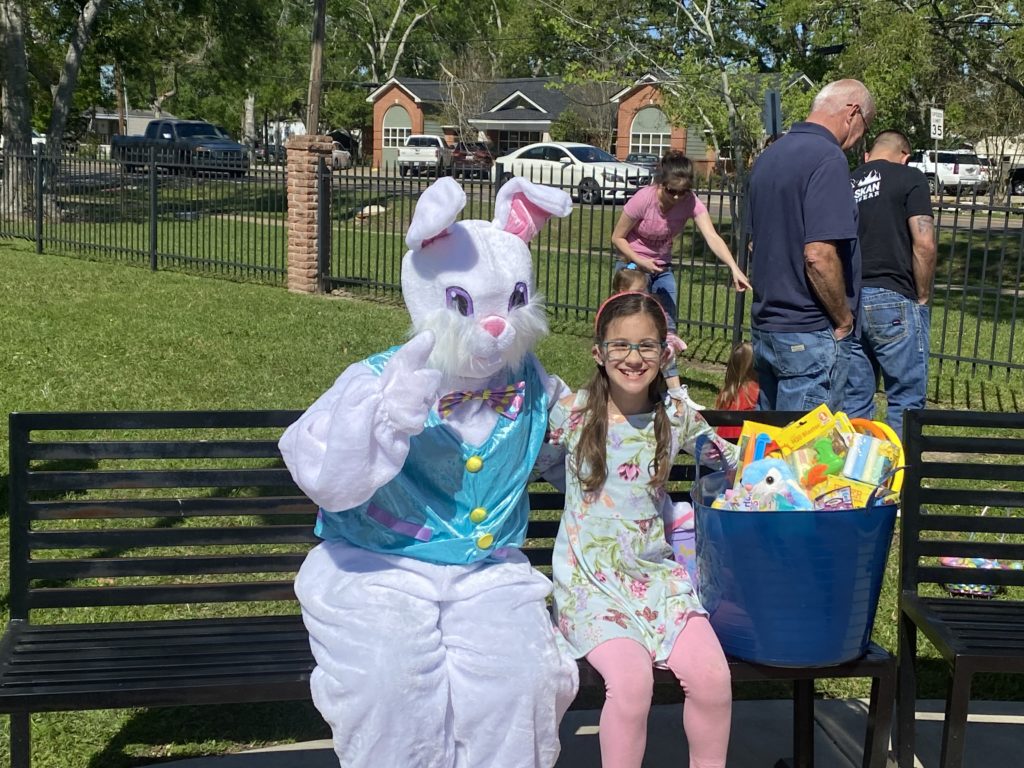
[
  {"xmin": 347, "ymin": 0, "xmax": 436, "ymax": 82},
  {"xmin": 46, "ymin": 0, "xmax": 110, "ymax": 153},
  {"xmin": 439, "ymin": 49, "xmax": 495, "ymax": 142}
]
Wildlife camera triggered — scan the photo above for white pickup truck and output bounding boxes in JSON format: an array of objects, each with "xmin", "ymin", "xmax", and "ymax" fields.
[{"xmin": 397, "ymin": 135, "xmax": 453, "ymax": 177}]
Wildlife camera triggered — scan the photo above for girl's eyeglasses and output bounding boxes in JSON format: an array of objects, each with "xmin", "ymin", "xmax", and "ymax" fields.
[{"xmin": 600, "ymin": 340, "xmax": 666, "ymax": 362}]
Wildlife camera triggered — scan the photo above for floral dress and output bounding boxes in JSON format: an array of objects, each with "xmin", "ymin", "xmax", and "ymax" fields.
[{"xmin": 546, "ymin": 390, "xmax": 738, "ymax": 664}]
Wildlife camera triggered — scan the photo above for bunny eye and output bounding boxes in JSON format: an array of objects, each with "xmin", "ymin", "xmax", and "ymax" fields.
[
  {"xmin": 445, "ymin": 286, "xmax": 474, "ymax": 317},
  {"xmin": 508, "ymin": 282, "xmax": 529, "ymax": 311},
  {"xmin": 765, "ymin": 475, "xmax": 775, "ymax": 486}
]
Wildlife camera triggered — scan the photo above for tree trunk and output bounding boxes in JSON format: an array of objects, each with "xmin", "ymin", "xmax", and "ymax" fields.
[
  {"xmin": 47, "ymin": 0, "xmax": 109, "ymax": 153},
  {"xmin": 243, "ymin": 92, "xmax": 256, "ymax": 163},
  {"xmin": 1, "ymin": 0, "xmax": 35, "ymax": 218}
]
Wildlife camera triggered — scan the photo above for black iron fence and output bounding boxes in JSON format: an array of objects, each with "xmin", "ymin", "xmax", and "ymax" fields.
[
  {"xmin": 0, "ymin": 146, "xmax": 287, "ymax": 282},
  {"xmin": 2, "ymin": 148, "xmax": 1021, "ymax": 381}
]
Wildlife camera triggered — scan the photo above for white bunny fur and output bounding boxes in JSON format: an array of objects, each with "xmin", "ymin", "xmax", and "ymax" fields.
[
  {"xmin": 403, "ymin": 176, "xmax": 570, "ymax": 381},
  {"xmin": 278, "ymin": 176, "xmax": 578, "ymax": 768}
]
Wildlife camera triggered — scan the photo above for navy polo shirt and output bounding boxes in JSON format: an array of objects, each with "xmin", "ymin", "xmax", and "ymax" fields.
[{"xmin": 746, "ymin": 121, "xmax": 860, "ymax": 332}]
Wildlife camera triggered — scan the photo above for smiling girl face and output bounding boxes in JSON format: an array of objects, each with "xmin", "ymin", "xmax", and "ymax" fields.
[{"xmin": 593, "ymin": 312, "xmax": 669, "ymax": 415}]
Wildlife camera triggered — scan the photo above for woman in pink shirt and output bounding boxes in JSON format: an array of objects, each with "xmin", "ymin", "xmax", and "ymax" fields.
[{"xmin": 611, "ymin": 150, "xmax": 751, "ymax": 393}]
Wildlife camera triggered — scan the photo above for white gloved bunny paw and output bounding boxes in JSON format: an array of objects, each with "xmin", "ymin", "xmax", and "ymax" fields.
[{"xmin": 378, "ymin": 331, "xmax": 442, "ymax": 434}]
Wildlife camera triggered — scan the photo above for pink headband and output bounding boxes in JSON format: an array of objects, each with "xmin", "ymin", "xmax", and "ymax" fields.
[{"xmin": 594, "ymin": 290, "xmax": 671, "ymax": 334}]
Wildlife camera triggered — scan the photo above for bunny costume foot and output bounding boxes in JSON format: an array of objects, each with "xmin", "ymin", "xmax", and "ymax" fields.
[{"xmin": 280, "ymin": 176, "xmax": 579, "ymax": 768}]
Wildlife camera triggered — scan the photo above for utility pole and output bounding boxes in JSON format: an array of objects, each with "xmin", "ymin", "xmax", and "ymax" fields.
[{"xmin": 306, "ymin": 0, "xmax": 326, "ymax": 135}]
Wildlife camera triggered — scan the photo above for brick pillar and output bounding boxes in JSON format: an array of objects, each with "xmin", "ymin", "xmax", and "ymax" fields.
[{"xmin": 286, "ymin": 135, "xmax": 334, "ymax": 293}]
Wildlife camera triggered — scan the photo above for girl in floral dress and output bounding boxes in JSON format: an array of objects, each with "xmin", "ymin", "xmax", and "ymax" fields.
[{"xmin": 546, "ymin": 291, "xmax": 738, "ymax": 768}]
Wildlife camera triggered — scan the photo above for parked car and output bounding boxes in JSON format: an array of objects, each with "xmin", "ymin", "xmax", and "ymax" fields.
[
  {"xmin": 492, "ymin": 142, "xmax": 653, "ymax": 204},
  {"xmin": 110, "ymin": 119, "xmax": 249, "ymax": 176},
  {"xmin": 1007, "ymin": 166, "xmax": 1024, "ymax": 196},
  {"xmin": 625, "ymin": 152, "xmax": 660, "ymax": 172},
  {"xmin": 451, "ymin": 141, "xmax": 494, "ymax": 179},
  {"xmin": 255, "ymin": 143, "xmax": 286, "ymax": 163},
  {"xmin": 908, "ymin": 149, "xmax": 988, "ymax": 194},
  {"xmin": 397, "ymin": 134, "xmax": 453, "ymax": 176},
  {"xmin": 331, "ymin": 141, "xmax": 352, "ymax": 170},
  {"xmin": 0, "ymin": 129, "xmax": 47, "ymax": 151}
]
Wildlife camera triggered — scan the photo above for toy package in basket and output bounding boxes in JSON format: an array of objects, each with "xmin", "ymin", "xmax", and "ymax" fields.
[{"xmin": 709, "ymin": 405, "xmax": 902, "ymax": 512}]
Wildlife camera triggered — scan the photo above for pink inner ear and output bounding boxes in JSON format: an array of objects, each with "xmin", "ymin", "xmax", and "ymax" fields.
[
  {"xmin": 504, "ymin": 195, "xmax": 548, "ymax": 241},
  {"xmin": 421, "ymin": 228, "xmax": 450, "ymax": 248}
]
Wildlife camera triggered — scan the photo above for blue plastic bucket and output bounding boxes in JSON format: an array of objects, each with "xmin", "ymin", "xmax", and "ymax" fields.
[{"xmin": 692, "ymin": 471, "xmax": 897, "ymax": 667}]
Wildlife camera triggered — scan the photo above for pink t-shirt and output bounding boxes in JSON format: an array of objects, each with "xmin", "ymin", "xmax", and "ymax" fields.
[{"xmin": 622, "ymin": 184, "xmax": 707, "ymax": 267}]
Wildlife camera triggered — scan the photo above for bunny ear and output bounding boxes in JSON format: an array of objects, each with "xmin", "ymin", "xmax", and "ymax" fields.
[
  {"xmin": 492, "ymin": 177, "xmax": 573, "ymax": 242},
  {"xmin": 405, "ymin": 176, "xmax": 467, "ymax": 250}
]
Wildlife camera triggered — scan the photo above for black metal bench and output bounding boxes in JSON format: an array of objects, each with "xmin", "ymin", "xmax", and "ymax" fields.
[
  {"xmin": 1, "ymin": 409, "xmax": 895, "ymax": 768},
  {"xmin": 896, "ymin": 409, "xmax": 1024, "ymax": 768}
]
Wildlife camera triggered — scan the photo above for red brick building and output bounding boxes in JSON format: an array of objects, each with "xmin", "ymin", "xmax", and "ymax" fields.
[{"xmin": 364, "ymin": 75, "xmax": 714, "ymax": 172}]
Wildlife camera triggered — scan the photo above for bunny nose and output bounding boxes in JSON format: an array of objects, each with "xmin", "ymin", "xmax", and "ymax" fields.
[{"xmin": 481, "ymin": 316, "xmax": 507, "ymax": 337}]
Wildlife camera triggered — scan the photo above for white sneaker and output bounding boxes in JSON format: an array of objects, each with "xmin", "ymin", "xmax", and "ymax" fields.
[{"xmin": 668, "ymin": 385, "xmax": 705, "ymax": 410}]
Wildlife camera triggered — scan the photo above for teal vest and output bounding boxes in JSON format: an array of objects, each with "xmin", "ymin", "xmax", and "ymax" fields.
[{"xmin": 315, "ymin": 347, "xmax": 549, "ymax": 565}]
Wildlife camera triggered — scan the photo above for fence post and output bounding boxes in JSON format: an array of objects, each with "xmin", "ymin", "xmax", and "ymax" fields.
[
  {"xmin": 285, "ymin": 135, "xmax": 334, "ymax": 293},
  {"xmin": 34, "ymin": 146, "xmax": 43, "ymax": 254},
  {"xmin": 149, "ymin": 145, "xmax": 158, "ymax": 271},
  {"xmin": 316, "ymin": 157, "xmax": 332, "ymax": 292}
]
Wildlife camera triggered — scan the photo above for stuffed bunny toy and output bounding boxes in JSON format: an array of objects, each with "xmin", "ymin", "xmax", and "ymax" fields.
[{"xmin": 279, "ymin": 176, "xmax": 579, "ymax": 768}]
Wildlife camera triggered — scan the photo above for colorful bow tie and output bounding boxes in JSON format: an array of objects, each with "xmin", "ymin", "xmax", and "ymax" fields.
[{"xmin": 438, "ymin": 381, "xmax": 526, "ymax": 420}]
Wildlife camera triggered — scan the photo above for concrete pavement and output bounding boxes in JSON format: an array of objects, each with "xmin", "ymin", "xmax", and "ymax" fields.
[{"xmin": 142, "ymin": 699, "xmax": 1024, "ymax": 768}]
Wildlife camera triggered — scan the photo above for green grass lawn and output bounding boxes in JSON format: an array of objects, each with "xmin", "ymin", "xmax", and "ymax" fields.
[{"xmin": 0, "ymin": 238, "xmax": 1021, "ymax": 767}]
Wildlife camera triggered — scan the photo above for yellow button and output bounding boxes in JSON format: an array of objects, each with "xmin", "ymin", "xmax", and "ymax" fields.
[
  {"xmin": 476, "ymin": 533, "xmax": 494, "ymax": 549},
  {"xmin": 470, "ymin": 507, "xmax": 488, "ymax": 524},
  {"xmin": 465, "ymin": 455, "xmax": 484, "ymax": 473}
]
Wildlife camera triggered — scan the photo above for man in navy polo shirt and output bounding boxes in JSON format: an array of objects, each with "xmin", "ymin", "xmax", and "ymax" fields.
[{"xmin": 746, "ymin": 79, "xmax": 874, "ymax": 411}]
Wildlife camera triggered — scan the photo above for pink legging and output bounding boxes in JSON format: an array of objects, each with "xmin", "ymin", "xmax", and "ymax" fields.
[{"xmin": 585, "ymin": 615, "xmax": 732, "ymax": 768}]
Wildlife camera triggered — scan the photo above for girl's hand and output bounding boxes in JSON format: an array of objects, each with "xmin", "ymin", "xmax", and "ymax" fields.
[
  {"xmin": 731, "ymin": 267, "xmax": 752, "ymax": 292},
  {"xmin": 632, "ymin": 254, "xmax": 665, "ymax": 275}
]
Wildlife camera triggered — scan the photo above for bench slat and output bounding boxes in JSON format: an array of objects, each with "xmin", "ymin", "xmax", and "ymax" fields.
[
  {"xmin": 28, "ymin": 496, "xmax": 317, "ymax": 521},
  {"xmin": 28, "ymin": 582, "xmax": 299, "ymax": 609},
  {"xmin": 29, "ymin": 525, "xmax": 316, "ymax": 549},
  {"xmin": 917, "ymin": 487, "xmax": 1024, "ymax": 508},
  {"xmin": 15, "ymin": 410, "xmax": 303, "ymax": 431},
  {"xmin": 919, "ymin": 434, "xmax": 1024, "ymax": 456},
  {"xmin": 914, "ymin": 461, "xmax": 1024, "ymax": 482},
  {"xmin": 27, "ymin": 554, "xmax": 307, "ymax": 580},
  {"xmin": 27, "ymin": 467, "xmax": 298, "ymax": 492},
  {"xmin": 28, "ymin": 439, "xmax": 284, "ymax": 461}
]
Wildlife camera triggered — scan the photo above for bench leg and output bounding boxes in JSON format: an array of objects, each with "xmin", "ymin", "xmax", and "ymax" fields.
[
  {"xmin": 861, "ymin": 665, "xmax": 896, "ymax": 768},
  {"xmin": 895, "ymin": 613, "xmax": 917, "ymax": 768},
  {"xmin": 938, "ymin": 665, "xmax": 971, "ymax": 768},
  {"xmin": 793, "ymin": 678, "xmax": 815, "ymax": 768},
  {"xmin": 10, "ymin": 712, "xmax": 30, "ymax": 768}
]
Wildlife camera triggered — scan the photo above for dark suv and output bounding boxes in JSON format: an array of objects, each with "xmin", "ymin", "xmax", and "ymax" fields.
[{"xmin": 451, "ymin": 141, "xmax": 494, "ymax": 179}]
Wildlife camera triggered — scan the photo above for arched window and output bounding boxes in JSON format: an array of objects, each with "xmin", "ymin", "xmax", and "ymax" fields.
[
  {"xmin": 382, "ymin": 105, "xmax": 412, "ymax": 166},
  {"xmin": 630, "ymin": 107, "xmax": 671, "ymax": 156}
]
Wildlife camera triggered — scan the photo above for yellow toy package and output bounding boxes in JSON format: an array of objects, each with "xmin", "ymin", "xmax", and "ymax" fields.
[
  {"xmin": 811, "ymin": 475, "xmax": 896, "ymax": 509},
  {"xmin": 734, "ymin": 420, "xmax": 784, "ymax": 478},
  {"xmin": 773, "ymin": 404, "xmax": 856, "ymax": 456}
]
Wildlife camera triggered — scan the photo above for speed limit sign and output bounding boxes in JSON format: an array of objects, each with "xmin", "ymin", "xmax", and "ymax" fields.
[{"xmin": 930, "ymin": 107, "xmax": 944, "ymax": 140}]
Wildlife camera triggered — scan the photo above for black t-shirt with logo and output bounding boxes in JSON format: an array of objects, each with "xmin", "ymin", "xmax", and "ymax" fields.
[{"xmin": 850, "ymin": 159, "xmax": 932, "ymax": 300}]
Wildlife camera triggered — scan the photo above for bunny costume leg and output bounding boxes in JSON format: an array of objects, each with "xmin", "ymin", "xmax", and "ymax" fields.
[{"xmin": 296, "ymin": 539, "xmax": 578, "ymax": 768}]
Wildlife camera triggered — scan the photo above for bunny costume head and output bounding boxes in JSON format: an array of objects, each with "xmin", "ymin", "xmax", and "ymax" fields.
[{"xmin": 402, "ymin": 176, "xmax": 572, "ymax": 380}]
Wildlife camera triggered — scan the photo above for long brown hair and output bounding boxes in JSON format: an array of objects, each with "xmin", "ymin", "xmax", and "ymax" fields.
[
  {"xmin": 715, "ymin": 341, "xmax": 756, "ymax": 408},
  {"xmin": 575, "ymin": 292, "xmax": 673, "ymax": 493}
]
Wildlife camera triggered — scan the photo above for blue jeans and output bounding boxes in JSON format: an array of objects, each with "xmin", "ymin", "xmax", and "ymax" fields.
[
  {"xmin": 751, "ymin": 327, "xmax": 850, "ymax": 412},
  {"xmin": 614, "ymin": 262, "xmax": 679, "ymax": 378},
  {"xmin": 845, "ymin": 288, "xmax": 930, "ymax": 439},
  {"xmin": 649, "ymin": 268, "xmax": 679, "ymax": 378}
]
